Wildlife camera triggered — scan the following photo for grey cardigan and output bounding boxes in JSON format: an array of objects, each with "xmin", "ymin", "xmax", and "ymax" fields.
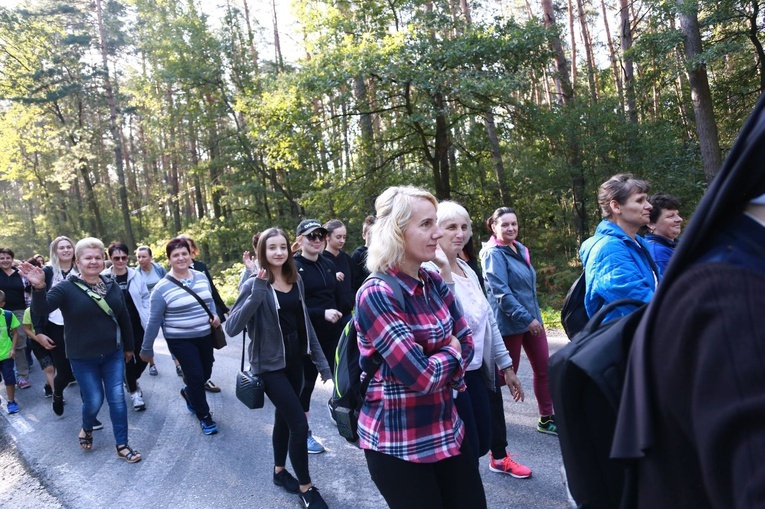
[
  {"xmin": 423, "ymin": 259, "xmax": 513, "ymax": 390},
  {"xmin": 225, "ymin": 274, "xmax": 331, "ymax": 380}
]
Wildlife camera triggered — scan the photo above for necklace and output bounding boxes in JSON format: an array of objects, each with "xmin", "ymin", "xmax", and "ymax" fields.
[{"xmin": 84, "ymin": 278, "xmax": 107, "ymax": 296}]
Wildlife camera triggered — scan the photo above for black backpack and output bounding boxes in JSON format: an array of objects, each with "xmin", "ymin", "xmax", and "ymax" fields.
[
  {"xmin": 549, "ymin": 298, "xmax": 646, "ymax": 509},
  {"xmin": 560, "ymin": 270, "xmax": 588, "ymax": 339},
  {"xmin": 329, "ymin": 271, "xmax": 404, "ymax": 442}
]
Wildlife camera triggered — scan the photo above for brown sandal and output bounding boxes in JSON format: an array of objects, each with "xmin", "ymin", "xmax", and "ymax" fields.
[
  {"xmin": 116, "ymin": 444, "xmax": 142, "ymax": 463},
  {"xmin": 78, "ymin": 429, "xmax": 93, "ymax": 451}
]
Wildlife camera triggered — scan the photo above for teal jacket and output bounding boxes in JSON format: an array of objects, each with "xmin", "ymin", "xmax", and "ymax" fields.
[{"xmin": 579, "ymin": 219, "xmax": 659, "ymax": 323}]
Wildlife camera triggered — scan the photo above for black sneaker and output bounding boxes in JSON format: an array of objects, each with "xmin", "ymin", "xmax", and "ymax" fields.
[
  {"xmin": 273, "ymin": 468, "xmax": 300, "ymax": 494},
  {"xmin": 299, "ymin": 486, "xmax": 328, "ymax": 509},
  {"xmin": 44, "ymin": 384, "xmax": 53, "ymax": 398},
  {"xmin": 52, "ymin": 395, "xmax": 64, "ymax": 416},
  {"xmin": 93, "ymin": 419, "xmax": 104, "ymax": 431},
  {"xmin": 180, "ymin": 387, "xmax": 195, "ymax": 414}
]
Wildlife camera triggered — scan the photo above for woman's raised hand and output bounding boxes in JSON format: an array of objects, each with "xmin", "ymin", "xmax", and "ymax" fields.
[
  {"xmin": 242, "ymin": 251, "xmax": 257, "ymax": 271},
  {"xmin": 256, "ymin": 268, "xmax": 268, "ymax": 280}
]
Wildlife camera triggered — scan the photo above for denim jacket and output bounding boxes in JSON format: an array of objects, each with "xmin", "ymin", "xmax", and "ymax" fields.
[{"xmin": 480, "ymin": 237, "xmax": 542, "ymax": 336}]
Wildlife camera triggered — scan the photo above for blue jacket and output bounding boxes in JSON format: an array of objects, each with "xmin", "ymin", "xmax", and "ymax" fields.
[
  {"xmin": 580, "ymin": 219, "xmax": 659, "ymax": 323},
  {"xmin": 644, "ymin": 234, "xmax": 677, "ymax": 275},
  {"xmin": 480, "ymin": 238, "xmax": 543, "ymax": 336}
]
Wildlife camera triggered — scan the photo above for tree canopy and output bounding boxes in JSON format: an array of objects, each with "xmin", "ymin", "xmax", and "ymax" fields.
[{"xmin": 0, "ymin": 0, "xmax": 762, "ymax": 303}]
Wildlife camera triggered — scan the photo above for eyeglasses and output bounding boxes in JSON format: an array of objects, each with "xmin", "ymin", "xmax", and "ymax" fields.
[
  {"xmin": 112, "ymin": 256, "xmax": 128, "ymax": 261},
  {"xmin": 306, "ymin": 232, "xmax": 325, "ymax": 241}
]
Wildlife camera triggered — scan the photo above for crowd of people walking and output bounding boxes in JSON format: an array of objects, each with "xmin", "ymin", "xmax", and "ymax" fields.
[{"xmin": 1, "ymin": 177, "xmax": 686, "ymax": 508}]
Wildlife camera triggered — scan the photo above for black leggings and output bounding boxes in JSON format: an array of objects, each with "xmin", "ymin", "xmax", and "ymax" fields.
[
  {"xmin": 489, "ymin": 372, "xmax": 509, "ymax": 458},
  {"xmin": 261, "ymin": 354, "xmax": 310, "ymax": 485},
  {"xmin": 454, "ymin": 369, "xmax": 493, "ymax": 461},
  {"xmin": 298, "ymin": 316, "xmax": 346, "ymax": 412},
  {"xmin": 124, "ymin": 326, "xmax": 148, "ymax": 393},
  {"xmin": 364, "ymin": 438, "xmax": 487, "ymax": 509},
  {"xmin": 46, "ymin": 323, "xmax": 75, "ymax": 397}
]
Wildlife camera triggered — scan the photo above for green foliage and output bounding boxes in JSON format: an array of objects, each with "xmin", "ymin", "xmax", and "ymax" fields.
[{"xmin": 0, "ymin": 0, "xmax": 760, "ymax": 309}]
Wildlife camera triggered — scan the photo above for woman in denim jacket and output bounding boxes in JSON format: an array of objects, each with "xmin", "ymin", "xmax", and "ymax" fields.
[{"xmin": 481, "ymin": 206, "xmax": 557, "ymax": 436}]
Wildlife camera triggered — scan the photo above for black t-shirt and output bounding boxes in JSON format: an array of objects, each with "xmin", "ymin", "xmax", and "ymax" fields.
[
  {"xmin": 0, "ymin": 268, "xmax": 28, "ymax": 310},
  {"xmin": 276, "ymin": 284, "xmax": 307, "ymax": 356}
]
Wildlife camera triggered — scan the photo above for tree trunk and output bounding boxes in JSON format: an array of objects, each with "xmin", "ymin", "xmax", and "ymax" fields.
[
  {"xmin": 77, "ymin": 159, "xmax": 106, "ymax": 238},
  {"xmin": 541, "ymin": 0, "xmax": 574, "ymax": 103},
  {"xmin": 577, "ymin": 0, "xmax": 599, "ymax": 102},
  {"xmin": 433, "ymin": 92, "xmax": 451, "ymax": 200},
  {"xmin": 484, "ymin": 111, "xmax": 511, "ymax": 205},
  {"xmin": 241, "ymin": 0, "xmax": 259, "ymax": 70},
  {"xmin": 272, "ymin": 0, "xmax": 284, "ymax": 72},
  {"xmin": 601, "ymin": 0, "xmax": 624, "ymax": 110},
  {"xmin": 568, "ymin": 0, "xmax": 577, "ymax": 87},
  {"xmin": 678, "ymin": 0, "xmax": 722, "ymax": 182},
  {"xmin": 620, "ymin": 0, "xmax": 637, "ymax": 123},
  {"xmin": 95, "ymin": 0, "xmax": 136, "ymax": 249}
]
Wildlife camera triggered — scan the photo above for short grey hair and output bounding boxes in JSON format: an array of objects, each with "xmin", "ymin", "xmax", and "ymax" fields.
[
  {"xmin": 74, "ymin": 237, "xmax": 105, "ymax": 260},
  {"xmin": 436, "ymin": 200, "xmax": 473, "ymax": 239}
]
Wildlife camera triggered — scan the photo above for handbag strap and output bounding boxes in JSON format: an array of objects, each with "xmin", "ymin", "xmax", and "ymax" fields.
[{"xmin": 165, "ymin": 274, "xmax": 215, "ymax": 320}]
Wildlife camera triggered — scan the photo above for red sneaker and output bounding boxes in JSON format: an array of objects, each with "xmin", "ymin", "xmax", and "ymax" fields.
[{"xmin": 489, "ymin": 451, "xmax": 532, "ymax": 478}]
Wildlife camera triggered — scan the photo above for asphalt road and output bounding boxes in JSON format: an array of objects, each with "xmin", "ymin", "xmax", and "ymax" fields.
[{"xmin": 1, "ymin": 330, "xmax": 572, "ymax": 509}]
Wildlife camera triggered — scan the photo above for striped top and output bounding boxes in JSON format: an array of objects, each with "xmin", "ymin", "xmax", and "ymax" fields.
[{"xmin": 141, "ymin": 270, "xmax": 215, "ymax": 356}]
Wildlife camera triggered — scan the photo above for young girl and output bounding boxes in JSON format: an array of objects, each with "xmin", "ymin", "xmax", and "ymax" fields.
[{"xmin": 226, "ymin": 228, "xmax": 332, "ymax": 509}]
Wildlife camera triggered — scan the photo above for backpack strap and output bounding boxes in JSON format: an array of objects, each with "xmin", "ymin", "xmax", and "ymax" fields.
[
  {"xmin": 4, "ymin": 310, "xmax": 12, "ymax": 331},
  {"xmin": 357, "ymin": 271, "xmax": 407, "ymax": 389},
  {"xmin": 72, "ymin": 282, "xmax": 121, "ymax": 349}
]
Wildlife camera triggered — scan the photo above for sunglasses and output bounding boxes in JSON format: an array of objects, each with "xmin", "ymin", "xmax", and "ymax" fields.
[
  {"xmin": 306, "ymin": 232, "xmax": 325, "ymax": 241},
  {"xmin": 111, "ymin": 255, "xmax": 128, "ymax": 261}
]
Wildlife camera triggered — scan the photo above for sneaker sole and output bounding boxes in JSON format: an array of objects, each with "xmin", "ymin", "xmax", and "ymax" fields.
[
  {"xmin": 307, "ymin": 447, "xmax": 325, "ymax": 454},
  {"xmin": 202, "ymin": 427, "xmax": 218, "ymax": 435},
  {"xmin": 537, "ymin": 428, "xmax": 558, "ymax": 435},
  {"xmin": 489, "ymin": 465, "xmax": 532, "ymax": 478},
  {"xmin": 134, "ymin": 405, "xmax": 146, "ymax": 411}
]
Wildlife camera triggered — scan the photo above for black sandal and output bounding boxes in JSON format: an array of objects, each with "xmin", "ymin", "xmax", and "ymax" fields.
[
  {"xmin": 116, "ymin": 444, "xmax": 142, "ymax": 463},
  {"xmin": 78, "ymin": 429, "xmax": 93, "ymax": 451}
]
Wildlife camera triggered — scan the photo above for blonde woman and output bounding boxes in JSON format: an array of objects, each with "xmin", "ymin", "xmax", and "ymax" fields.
[{"xmin": 355, "ymin": 186, "xmax": 486, "ymax": 509}]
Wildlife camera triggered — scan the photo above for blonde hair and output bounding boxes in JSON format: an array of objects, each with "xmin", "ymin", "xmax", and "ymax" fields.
[
  {"xmin": 366, "ymin": 186, "xmax": 438, "ymax": 273},
  {"xmin": 49, "ymin": 236, "xmax": 76, "ymax": 279},
  {"xmin": 74, "ymin": 237, "xmax": 105, "ymax": 260},
  {"xmin": 436, "ymin": 200, "xmax": 473, "ymax": 239}
]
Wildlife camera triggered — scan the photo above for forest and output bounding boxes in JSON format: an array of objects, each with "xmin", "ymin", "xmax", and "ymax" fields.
[{"xmin": 0, "ymin": 0, "xmax": 762, "ymax": 307}]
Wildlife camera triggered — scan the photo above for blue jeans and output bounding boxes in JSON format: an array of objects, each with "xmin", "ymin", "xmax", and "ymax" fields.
[{"xmin": 69, "ymin": 348, "xmax": 128, "ymax": 445}]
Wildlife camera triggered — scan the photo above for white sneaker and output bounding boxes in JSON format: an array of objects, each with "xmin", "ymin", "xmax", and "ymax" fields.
[{"xmin": 131, "ymin": 391, "xmax": 146, "ymax": 411}]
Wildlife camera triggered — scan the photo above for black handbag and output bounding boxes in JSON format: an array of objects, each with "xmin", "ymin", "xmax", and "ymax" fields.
[
  {"xmin": 165, "ymin": 275, "xmax": 227, "ymax": 350},
  {"xmin": 236, "ymin": 327, "xmax": 264, "ymax": 409}
]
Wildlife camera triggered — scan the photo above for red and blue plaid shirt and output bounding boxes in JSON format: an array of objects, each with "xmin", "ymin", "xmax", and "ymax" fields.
[{"xmin": 355, "ymin": 267, "xmax": 474, "ymax": 463}]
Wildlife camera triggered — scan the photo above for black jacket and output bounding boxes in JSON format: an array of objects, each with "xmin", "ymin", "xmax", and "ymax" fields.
[
  {"xmin": 31, "ymin": 274, "xmax": 134, "ymax": 360},
  {"xmin": 294, "ymin": 253, "xmax": 344, "ymax": 342}
]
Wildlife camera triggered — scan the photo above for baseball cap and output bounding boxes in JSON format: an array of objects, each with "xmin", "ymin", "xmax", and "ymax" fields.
[{"xmin": 296, "ymin": 219, "xmax": 327, "ymax": 237}]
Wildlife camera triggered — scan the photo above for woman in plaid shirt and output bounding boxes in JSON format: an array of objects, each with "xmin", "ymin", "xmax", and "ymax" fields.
[{"xmin": 355, "ymin": 186, "xmax": 487, "ymax": 509}]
